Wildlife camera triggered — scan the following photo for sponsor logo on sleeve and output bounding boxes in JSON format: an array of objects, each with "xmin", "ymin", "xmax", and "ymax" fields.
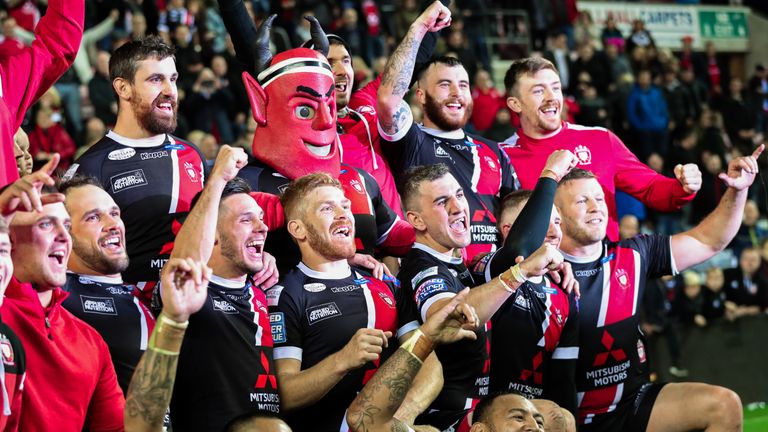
[
  {"xmin": 410, "ymin": 266, "xmax": 438, "ymax": 287},
  {"xmin": 303, "ymin": 283, "xmax": 326, "ymax": 293},
  {"xmin": 306, "ymin": 302, "xmax": 342, "ymax": 325},
  {"xmin": 81, "ymin": 296, "xmax": 118, "ymax": 315},
  {"xmin": 107, "ymin": 148, "xmax": 136, "ymax": 160},
  {"xmin": 270, "ymin": 312, "xmax": 286, "ymax": 343},
  {"xmin": 414, "ymin": 278, "xmax": 447, "ymax": 304},
  {"xmin": 111, "ymin": 169, "xmax": 148, "ymax": 193},
  {"xmin": 212, "ymin": 298, "xmax": 238, "ymax": 314},
  {"xmin": 164, "ymin": 143, "xmax": 185, "ymax": 150},
  {"xmin": 266, "ymin": 285, "xmax": 284, "ymax": 306}
]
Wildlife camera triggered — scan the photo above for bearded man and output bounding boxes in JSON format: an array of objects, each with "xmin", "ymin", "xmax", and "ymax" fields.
[{"xmin": 64, "ymin": 36, "xmax": 208, "ymax": 297}]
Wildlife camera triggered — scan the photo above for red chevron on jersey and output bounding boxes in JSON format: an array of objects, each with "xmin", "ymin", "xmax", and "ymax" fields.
[
  {"xmin": 468, "ymin": 136, "xmax": 502, "ymax": 195},
  {"xmin": 578, "ymin": 384, "xmax": 624, "ymax": 424},
  {"xmin": 339, "ymin": 167, "xmax": 374, "ymax": 215},
  {"xmin": 171, "ymin": 140, "xmax": 205, "ymax": 213},
  {"xmin": 249, "ymin": 288, "xmax": 273, "ymax": 347},
  {"xmin": 600, "ymin": 247, "xmax": 641, "ymax": 327}
]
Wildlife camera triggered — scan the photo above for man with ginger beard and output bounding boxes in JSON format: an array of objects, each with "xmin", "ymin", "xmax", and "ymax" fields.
[
  {"xmin": 65, "ymin": 35, "xmax": 209, "ymax": 299},
  {"xmin": 59, "ymin": 175, "xmax": 155, "ymax": 396},
  {"xmin": 267, "ymin": 173, "xmax": 420, "ymax": 431},
  {"xmin": 1, "ymin": 157, "xmax": 124, "ymax": 430},
  {"xmin": 377, "ymin": 1, "xmax": 518, "ymax": 265}
]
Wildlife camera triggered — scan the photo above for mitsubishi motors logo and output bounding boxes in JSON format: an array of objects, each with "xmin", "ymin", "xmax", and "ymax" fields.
[
  {"xmin": 593, "ymin": 330, "xmax": 626, "ymax": 367},
  {"xmin": 520, "ymin": 351, "xmax": 544, "ymax": 385},
  {"xmin": 255, "ymin": 352, "xmax": 277, "ymax": 389}
]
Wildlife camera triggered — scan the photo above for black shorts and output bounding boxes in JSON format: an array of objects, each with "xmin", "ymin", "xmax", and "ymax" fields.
[{"xmin": 581, "ymin": 382, "xmax": 667, "ymax": 432}]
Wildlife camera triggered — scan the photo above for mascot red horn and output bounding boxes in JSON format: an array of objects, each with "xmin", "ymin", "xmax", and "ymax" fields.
[{"xmin": 242, "ymin": 15, "xmax": 340, "ymax": 179}]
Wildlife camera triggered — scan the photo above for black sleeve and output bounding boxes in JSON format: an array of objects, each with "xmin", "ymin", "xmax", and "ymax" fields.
[
  {"xmin": 488, "ymin": 177, "xmax": 557, "ymax": 278},
  {"xmin": 216, "ymin": 0, "xmax": 258, "ymax": 76},
  {"xmin": 627, "ymin": 234, "xmax": 674, "ymax": 279}
]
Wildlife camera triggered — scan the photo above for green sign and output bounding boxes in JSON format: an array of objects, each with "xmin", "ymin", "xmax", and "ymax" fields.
[{"xmin": 699, "ymin": 10, "xmax": 748, "ymax": 39}]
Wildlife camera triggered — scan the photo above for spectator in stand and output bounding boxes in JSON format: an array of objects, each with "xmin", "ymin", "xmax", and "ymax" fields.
[
  {"xmin": 701, "ymin": 40, "xmax": 729, "ymax": 96},
  {"xmin": 676, "ymin": 36, "xmax": 704, "ymax": 79},
  {"xmin": 663, "ymin": 65, "xmax": 692, "ymax": 136},
  {"xmin": 485, "ymin": 107, "xmax": 516, "ymax": 143},
  {"xmin": 543, "ymin": 31, "xmax": 573, "ymax": 93},
  {"xmin": 130, "ymin": 12, "xmax": 148, "ymax": 41},
  {"xmin": 575, "ymin": 83, "xmax": 608, "ymax": 128},
  {"xmin": 759, "ymin": 237, "xmax": 768, "ymax": 281},
  {"xmin": 0, "ymin": 15, "xmax": 25, "ymax": 57},
  {"xmin": 443, "ymin": 29, "xmax": 479, "ymax": 88},
  {"xmin": 627, "ymin": 68, "xmax": 670, "ymax": 162},
  {"xmin": 702, "ymin": 266, "xmax": 727, "ymax": 320},
  {"xmin": 27, "ymin": 105, "xmax": 76, "ymax": 171},
  {"xmin": 89, "ymin": 50, "xmax": 117, "ymax": 127},
  {"xmin": 668, "ymin": 128, "xmax": 699, "ymax": 170},
  {"xmin": 0, "ymin": 0, "xmax": 83, "ymax": 188},
  {"xmin": 724, "ymin": 247, "xmax": 768, "ymax": 316},
  {"xmin": 158, "ymin": 0, "xmax": 195, "ymax": 37},
  {"xmin": 619, "ymin": 214, "xmax": 640, "ymax": 240},
  {"xmin": 690, "ymin": 151, "xmax": 725, "ymax": 225},
  {"xmin": 600, "ymin": 14, "xmax": 623, "ymax": 48},
  {"xmin": 185, "ymin": 67, "xmax": 235, "ymax": 144},
  {"xmin": 571, "ymin": 42, "xmax": 610, "ymax": 96},
  {"xmin": 335, "ymin": 7, "xmax": 365, "ymax": 63},
  {"xmin": 642, "ymin": 274, "xmax": 686, "ymax": 378},
  {"xmin": 719, "ymin": 77, "xmax": 757, "ymax": 156},
  {"xmin": 604, "ymin": 38, "xmax": 632, "ymax": 87},
  {"xmin": 680, "ymin": 67, "xmax": 709, "ymax": 123},
  {"xmin": 696, "ymin": 108, "xmax": 728, "ymax": 165},
  {"xmin": 675, "ymin": 271, "xmax": 707, "ymax": 328},
  {"xmin": 625, "ymin": 19, "xmax": 655, "ymax": 55},
  {"xmin": 748, "ymin": 64, "xmax": 768, "ymax": 135},
  {"xmin": 13, "ymin": 127, "xmax": 33, "ymax": 177},
  {"xmin": 573, "ymin": 10, "xmax": 600, "ymax": 50},
  {"xmin": 729, "ymin": 199, "xmax": 768, "ymax": 258},
  {"xmin": 470, "ymin": 69, "xmax": 505, "ymax": 133},
  {"xmin": 5, "ymin": 0, "xmax": 39, "ymax": 33}
]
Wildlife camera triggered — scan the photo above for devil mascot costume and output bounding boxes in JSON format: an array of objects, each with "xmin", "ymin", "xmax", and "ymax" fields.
[{"xmin": 217, "ymin": 7, "xmax": 415, "ymax": 273}]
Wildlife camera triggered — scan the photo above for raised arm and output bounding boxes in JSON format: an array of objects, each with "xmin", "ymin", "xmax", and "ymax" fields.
[
  {"xmin": 215, "ymin": 0, "xmax": 260, "ymax": 76},
  {"xmin": 169, "ymin": 146, "xmax": 247, "ymax": 262},
  {"xmin": 377, "ymin": 1, "xmax": 451, "ymax": 136},
  {"xmin": 125, "ymin": 258, "xmax": 210, "ymax": 431},
  {"xmin": 346, "ymin": 289, "xmax": 478, "ymax": 432},
  {"xmin": 672, "ymin": 145, "xmax": 763, "ymax": 270}
]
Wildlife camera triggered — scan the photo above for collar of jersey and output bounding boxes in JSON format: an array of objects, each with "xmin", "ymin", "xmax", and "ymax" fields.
[
  {"xmin": 68, "ymin": 271, "xmax": 123, "ymax": 285},
  {"xmin": 209, "ymin": 274, "xmax": 248, "ymax": 289},
  {"xmin": 413, "ymin": 242, "xmax": 463, "ymax": 265},
  {"xmin": 418, "ymin": 124, "xmax": 465, "ymax": 140},
  {"xmin": 298, "ymin": 262, "xmax": 352, "ymax": 280},
  {"xmin": 107, "ymin": 130, "xmax": 169, "ymax": 148},
  {"xmin": 559, "ymin": 243, "xmax": 605, "ymax": 264}
]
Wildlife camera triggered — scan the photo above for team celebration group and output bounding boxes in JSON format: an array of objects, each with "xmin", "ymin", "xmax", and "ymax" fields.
[{"xmin": 0, "ymin": 0, "xmax": 757, "ymax": 431}]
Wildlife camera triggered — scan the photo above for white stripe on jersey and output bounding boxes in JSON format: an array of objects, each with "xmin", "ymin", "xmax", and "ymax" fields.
[
  {"xmin": 537, "ymin": 280, "xmax": 554, "ymax": 348},
  {"xmin": 131, "ymin": 297, "xmax": 149, "ymax": 350},
  {"xmin": 597, "ymin": 259, "xmax": 612, "ymax": 328},
  {"xmin": 273, "ymin": 346, "xmax": 302, "ymax": 361},
  {"xmin": 470, "ymin": 139, "xmax": 481, "ymax": 193},
  {"xmin": 169, "ymin": 149, "xmax": 180, "ymax": 213},
  {"xmin": 552, "ymin": 346, "xmax": 579, "ymax": 360},
  {"xmin": 356, "ymin": 271, "xmax": 377, "ymax": 329},
  {"xmin": 631, "ymin": 249, "xmax": 641, "ymax": 317},
  {"xmin": 608, "ymin": 383, "xmax": 624, "ymax": 413},
  {"xmin": 340, "ymin": 409, "xmax": 350, "ymax": 432},
  {"xmin": 247, "ymin": 289, "xmax": 264, "ymax": 346},
  {"xmin": 420, "ymin": 292, "xmax": 455, "ymax": 323}
]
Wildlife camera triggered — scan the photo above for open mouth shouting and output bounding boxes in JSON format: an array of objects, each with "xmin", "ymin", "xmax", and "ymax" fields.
[
  {"xmin": 154, "ymin": 98, "xmax": 176, "ymax": 116},
  {"xmin": 48, "ymin": 248, "xmax": 67, "ymax": 267},
  {"xmin": 334, "ymin": 79, "xmax": 349, "ymax": 94},
  {"xmin": 100, "ymin": 231, "xmax": 124, "ymax": 254},
  {"xmin": 540, "ymin": 104, "xmax": 560, "ymax": 120},
  {"xmin": 449, "ymin": 215, "xmax": 469, "ymax": 234},
  {"xmin": 245, "ymin": 238, "xmax": 265, "ymax": 260},
  {"xmin": 331, "ymin": 222, "xmax": 354, "ymax": 239}
]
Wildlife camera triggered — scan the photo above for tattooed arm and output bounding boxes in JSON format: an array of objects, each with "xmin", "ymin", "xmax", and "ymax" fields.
[
  {"xmin": 125, "ymin": 258, "xmax": 210, "ymax": 431},
  {"xmin": 377, "ymin": 1, "xmax": 451, "ymax": 137},
  {"xmin": 346, "ymin": 289, "xmax": 478, "ymax": 432}
]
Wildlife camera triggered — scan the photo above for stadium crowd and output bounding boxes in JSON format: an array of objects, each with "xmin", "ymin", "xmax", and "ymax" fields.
[{"xmin": 0, "ymin": 0, "xmax": 767, "ymax": 431}]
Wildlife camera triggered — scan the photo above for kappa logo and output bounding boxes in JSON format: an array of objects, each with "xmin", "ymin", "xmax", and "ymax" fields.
[
  {"xmin": 574, "ymin": 145, "xmax": 592, "ymax": 165},
  {"xmin": 107, "ymin": 148, "xmax": 136, "ymax": 160},
  {"xmin": 213, "ymin": 298, "xmax": 237, "ymax": 314},
  {"xmin": 330, "ymin": 285, "xmax": 359, "ymax": 293},
  {"xmin": 111, "ymin": 169, "xmax": 148, "ymax": 193},
  {"xmin": 307, "ymin": 302, "xmax": 342, "ymax": 325},
  {"xmin": 184, "ymin": 161, "xmax": 200, "ymax": 183},
  {"xmin": 81, "ymin": 296, "xmax": 118, "ymax": 315},
  {"xmin": 304, "ymin": 283, "xmax": 326, "ymax": 293},
  {"xmin": 349, "ymin": 179, "xmax": 364, "ymax": 194},
  {"xmin": 140, "ymin": 150, "xmax": 169, "ymax": 160},
  {"xmin": 615, "ymin": 268, "xmax": 629, "ymax": 289},
  {"xmin": 434, "ymin": 144, "xmax": 450, "ymax": 158}
]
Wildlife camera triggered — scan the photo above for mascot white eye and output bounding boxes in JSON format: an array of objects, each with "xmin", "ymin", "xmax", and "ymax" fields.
[{"xmin": 295, "ymin": 105, "xmax": 316, "ymax": 119}]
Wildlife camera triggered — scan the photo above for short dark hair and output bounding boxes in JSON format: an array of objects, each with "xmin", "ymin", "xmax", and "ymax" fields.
[
  {"xmin": 497, "ymin": 189, "xmax": 533, "ymax": 231},
  {"xmin": 58, "ymin": 174, "xmax": 104, "ymax": 196},
  {"xmin": 225, "ymin": 411, "xmax": 285, "ymax": 432},
  {"xmin": 281, "ymin": 172, "xmax": 343, "ymax": 221},
  {"xmin": 559, "ymin": 168, "xmax": 597, "ymax": 187},
  {"xmin": 109, "ymin": 35, "xmax": 176, "ymax": 84},
  {"xmin": 190, "ymin": 177, "xmax": 252, "ymax": 210},
  {"xmin": 415, "ymin": 55, "xmax": 465, "ymax": 84},
  {"xmin": 504, "ymin": 57, "xmax": 558, "ymax": 95},
  {"xmin": 472, "ymin": 391, "xmax": 527, "ymax": 424},
  {"xmin": 400, "ymin": 163, "xmax": 451, "ymax": 212}
]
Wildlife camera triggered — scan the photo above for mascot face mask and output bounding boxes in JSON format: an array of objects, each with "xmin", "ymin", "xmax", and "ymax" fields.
[{"xmin": 243, "ymin": 17, "xmax": 340, "ymax": 179}]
